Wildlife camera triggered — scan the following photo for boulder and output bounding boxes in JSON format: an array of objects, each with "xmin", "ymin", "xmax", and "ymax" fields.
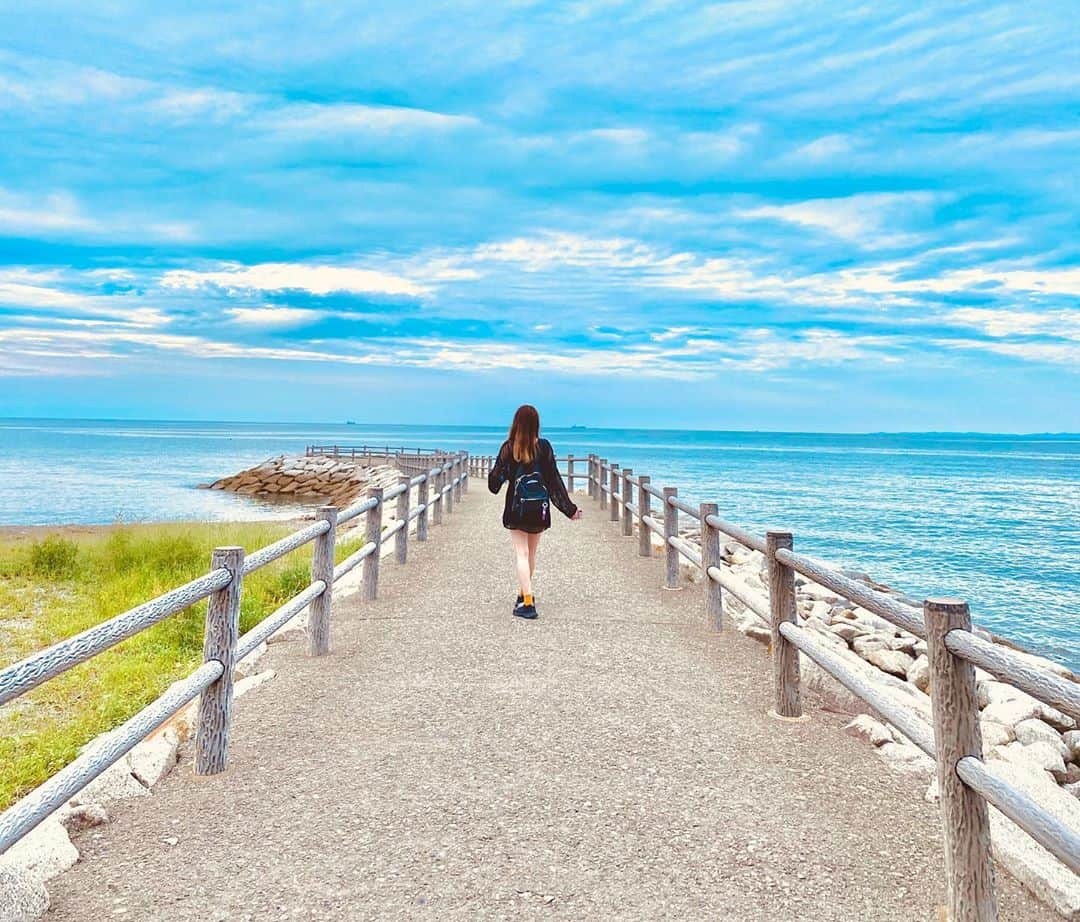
[
  {"xmin": 0, "ymin": 816, "xmax": 78, "ymax": 888},
  {"xmin": 827, "ymin": 621, "xmax": 865, "ymax": 643},
  {"xmin": 71, "ymin": 758, "xmax": 148, "ymax": 806},
  {"xmin": 1064, "ymin": 730, "xmax": 1080, "ymax": 762},
  {"xmin": 0, "ymin": 865, "xmax": 49, "ymax": 921},
  {"xmin": 878, "ymin": 741, "xmax": 934, "ymax": 775},
  {"xmin": 981, "ymin": 684, "xmax": 1076, "ymax": 732},
  {"xmin": 980, "ymin": 721, "xmax": 1014, "ymax": 751},
  {"xmin": 861, "ymin": 647, "xmax": 915, "ymax": 678},
  {"xmin": 55, "ymin": 802, "xmax": 109, "ymax": 833},
  {"xmin": 906, "ymin": 654, "xmax": 930, "ymax": 692},
  {"xmin": 985, "ymin": 755, "xmax": 1080, "ymax": 919},
  {"xmin": 844, "ymin": 715, "xmax": 892, "ymax": 747},
  {"xmin": 887, "ymin": 633, "xmax": 918, "ymax": 655},
  {"xmin": 852, "ymin": 634, "xmax": 888, "ymax": 657},
  {"xmin": 996, "ymin": 741, "xmax": 1066, "ymax": 778},
  {"xmin": 129, "ymin": 727, "xmax": 180, "ymax": 788},
  {"xmin": 1014, "ymin": 718, "xmax": 1070, "ymax": 759}
]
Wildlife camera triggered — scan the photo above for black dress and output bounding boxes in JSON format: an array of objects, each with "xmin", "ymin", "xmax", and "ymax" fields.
[{"xmin": 488, "ymin": 438, "xmax": 578, "ymax": 533}]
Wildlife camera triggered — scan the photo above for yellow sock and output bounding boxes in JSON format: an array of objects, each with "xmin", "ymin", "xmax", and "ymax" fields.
[{"xmin": 523, "ymin": 594, "xmax": 534, "ymax": 606}]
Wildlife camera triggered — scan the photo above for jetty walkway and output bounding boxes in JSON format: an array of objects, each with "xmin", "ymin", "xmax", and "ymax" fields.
[{"xmin": 41, "ymin": 488, "xmax": 1056, "ymax": 920}]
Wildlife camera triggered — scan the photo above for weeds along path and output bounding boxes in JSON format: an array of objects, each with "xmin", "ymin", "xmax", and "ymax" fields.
[{"xmin": 46, "ymin": 490, "xmax": 1057, "ymax": 920}]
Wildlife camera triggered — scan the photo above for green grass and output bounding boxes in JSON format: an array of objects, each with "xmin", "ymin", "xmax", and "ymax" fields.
[{"xmin": 0, "ymin": 521, "xmax": 365, "ymax": 810}]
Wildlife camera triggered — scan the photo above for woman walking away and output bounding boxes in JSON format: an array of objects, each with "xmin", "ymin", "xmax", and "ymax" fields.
[{"xmin": 488, "ymin": 404, "xmax": 582, "ymax": 619}]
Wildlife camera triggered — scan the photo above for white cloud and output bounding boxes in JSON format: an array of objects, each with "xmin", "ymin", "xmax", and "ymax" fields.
[
  {"xmin": 736, "ymin": 192, "xmax": 937, "ymax": 245},
  {"xmin": 227, "ymin": 306, "xmax": 322, "ymax": 327},
  {"xmin": 266, "ymin": 102, "xmax": 477, "ymax": 136},
  {"xmin": 161, "ymin": 262, "xmax": 430, "ymax": 297}
]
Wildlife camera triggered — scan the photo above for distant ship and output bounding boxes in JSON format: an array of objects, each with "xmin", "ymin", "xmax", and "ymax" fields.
[
  {"xmin": 346, "ymin": 420, "xmax": 357, "ymax": 425},
  {"xmin": 570, "ymin": 424, "xmax": 587, "ymax": 429}
]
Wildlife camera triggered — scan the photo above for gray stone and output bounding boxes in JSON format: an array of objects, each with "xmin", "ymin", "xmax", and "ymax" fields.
[
  {"xmin": 861, "ymin": 647, "xmax": 915, "ymax": 678},
  {"xmin": 852, "ymin": 634, "xmax": 888, "ymax": 657},
  {"xmin": 129, "ymin": 728, "xmax": 180, "ymax": 788},
  {"xmin": 844, "ymin": 714, "xmax": 892, "ymax": 747},
  {"xmin": 1065, "ymin": 730, "xmax": 1080, "ymax": 762},
  {"xmin": 0, "ymin": 816, "xmax": 78, "ymax": 888},
  {"xmin": 906, "ymin": 654, "xmax": 930, "ymax": 692},
  {"xmin": 72, "ymin": 758, "xmax": 148, "ymax": 806},
  {"xmin": 827, "ymin": 621, "xmax": 865, "ymax": 643},
  {"xmin": 997, "ymin": 740, "xmax": 1066, "ymax": 777},
  {"xmin": 1014, "ymin": 718, "xmax": 1070, "ymax": 759},
  {"xmin": 980, "ymin": 720, "xmax": 1014, "ymax": 752},
  {"xmin": 886, "ymin": 633, "xmax": 918, "ymax": 655},
  {"xmin": 0, "ymin": 864, "xmax": 49, "ymax": 921},
  {"xmin": 56, "ymin": 802, "xmax": 109, "ymax": 833},
  {"xmin": 877, "ymin": 741, "xmax": 934, "ymax": 775}
]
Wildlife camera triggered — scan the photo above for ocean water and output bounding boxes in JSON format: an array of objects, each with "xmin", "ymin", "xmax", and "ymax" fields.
[{"xmin": 0, "ymin": 419, "xmax": 1077, "ymax": 669}]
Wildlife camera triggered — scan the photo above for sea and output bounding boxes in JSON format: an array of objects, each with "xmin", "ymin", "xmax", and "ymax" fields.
[{"xmin": 0, "ymin": 419, "xmax": 1077, "ymax": 670}]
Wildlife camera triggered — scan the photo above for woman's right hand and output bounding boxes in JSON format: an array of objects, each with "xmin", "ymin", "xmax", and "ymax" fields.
[{"xmin": 571, "ymin": 509, "xmax": 583, "ymax": 521}]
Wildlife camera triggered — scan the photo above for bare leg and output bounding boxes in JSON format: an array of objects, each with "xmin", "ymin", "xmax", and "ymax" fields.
[
  {"xmin": 527, "ymin": 531, "xmax": 542, "ymax": 582},
  {"xmin": 509, "ymin": 529, "xmax": 532, "ymax": 597}
]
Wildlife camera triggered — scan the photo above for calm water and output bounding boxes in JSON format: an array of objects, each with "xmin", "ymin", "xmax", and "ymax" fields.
[{"xmin": 1, "ymin": 419, "xmax": 1077, "ymax": 669}]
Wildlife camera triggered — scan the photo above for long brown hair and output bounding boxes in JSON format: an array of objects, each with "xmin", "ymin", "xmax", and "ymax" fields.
[{"xmin": 508, "ymin": 404, "xmax": 540, "ymax": 463}]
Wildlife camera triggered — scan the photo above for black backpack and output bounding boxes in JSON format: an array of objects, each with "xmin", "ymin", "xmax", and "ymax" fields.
[{"xmin": 511, "ymin": 454, "xmax": 549, "ymax": 527}]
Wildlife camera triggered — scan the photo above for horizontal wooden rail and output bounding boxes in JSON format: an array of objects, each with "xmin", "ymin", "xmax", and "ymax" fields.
[
  {"xmin": 945, "ymin": 628, "xmax": 1080, "ymax": 721},
  {"xmin": 703, "ymin": 512, "xmax": 767, "ymax": 554},
  {"xmin": 667, "ymin": 495, "xmax": 701, "ymax": 519},
  {"xmin": 705, "ymin": 565, "xmax": 769, "ymax": 621},
  {"xmin": 242, "ymin": 520, "xmax": 330, "ymax": 574},
  {"xmin": 957, "ymin": 756, "xmax": 1080, "ymax": 875},
  {"xmin": 779, "ymin": 621, "xmax": 936, "ymax": 755},
  {"xmin": 774, "ymin": 547, "xmax": 925, "ymax": 638},
  {"xmin": 668, "ymin": 534, "xmax": 703, "ymax": 568},
  {"xmin": 0, "ymin": 568, "xmax": 231, "ymax": 708},
  {"xmin": 0, "ymin": 448, "xmax": 473, "ymax": 857}
]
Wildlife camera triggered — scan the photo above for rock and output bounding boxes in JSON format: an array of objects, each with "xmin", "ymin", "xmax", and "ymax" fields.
[
  {"xmin": 1063, "ymin": 763, "xmax": 1080, "ymax": 785},
  {"xmin": 808, "ymin": 599, "xmax": 831, "ymax": 621},
  {"xmin": 1066, "ymin": 781, "xmax": 1080, "ymax": 800},
  {"xmin": 861, "ymin": 648, "xmax": 915, "ymax": 678},
  {"xmin": 0, "ymin": 865, "xmax": 49, "ymax": 921},
  {"xmin": 878, "ymin": 741, "xmax": 934, "ymax": 775},
  {"xmin": 981, "ymin": 684, "xmax": 1076, "ymax": 732},
  {"xmin": 980, "ymin": 721, "xmax": 1013, "ymax": 751},
  {"xmin": 234, "ymin": 669, "xmax": 276, "ymax": 699},
  {"xmin": 906, "ymin": 654, "xmax": 930, "ymax": 691},
  {"xmin": 0, "ymin": 817, "xmax": 78, "ymax": 888},
  {"xmin": 887, "ymin": 633, "xmax": 918, "ymax": 655},
  {"xmin": 985, "ymin": 755, "xmax": 1080, "ymax": 919},
  {"xmin": 852, "ymin": 634, "xmax": 888, "ymax": 656},
  {"xmin": 129, "ymin": 728, "xmax": 180, "ymax": 788},
  {"xmin": 1014, "ymin": 719, "xmax": 1070, "ymax": 759},
  {"xmin": 844, "ymin": 715, "xmax": 892, "ymax": 747},
  {"xmin": 1065, "ymin": 730, "xmax": 1080, "ymax": 762},
  {"xmin": 996, "ymin": 741, "xmax": 1066, "ymax": 777},
  {"xmin": 827, "ymin": 621, "xmax": 865, "ymax": 643},
  {"xmin": 744, "ymin": 623, "xmax": 771, "ymax": 646},
  {"xmin": 71, "ymin": 758, "xmax": 148, "ymax": 806},
  {"xmin": 55, "ymin": 802, "xmax": 109, "ymax": 833}
]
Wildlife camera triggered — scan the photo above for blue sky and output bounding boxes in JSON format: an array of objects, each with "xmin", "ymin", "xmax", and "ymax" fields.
[{"xmin": 0, "ymin": 2, "xmax": 1078, "ymax": 431}]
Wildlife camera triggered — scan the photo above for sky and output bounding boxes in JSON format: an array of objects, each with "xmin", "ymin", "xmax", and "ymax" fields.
[{"xmin": 0, "ymin": 1, "xmax": 1078, "ymax": 431}]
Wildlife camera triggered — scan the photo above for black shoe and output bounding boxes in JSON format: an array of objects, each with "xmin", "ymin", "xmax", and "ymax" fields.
[
  {"xmin": 515, "ymin": 594, "xmax": 524, "ymax": 608},
  {"xmin": 514, "ymin": 603, "xmax": 538, "ymax": 620}
]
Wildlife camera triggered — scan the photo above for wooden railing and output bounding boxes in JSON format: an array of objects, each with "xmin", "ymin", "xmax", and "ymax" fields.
[
  {"xmin": 0, "ymin": 451, "xmax": 472, "ymax": 855},
  {"xmin": 306, "ymin": 443, "xmax": 447, "ymax": 460},
  {"xmin": 469, "ymin": 450, "xmax": 1080, "ymax": 922}
]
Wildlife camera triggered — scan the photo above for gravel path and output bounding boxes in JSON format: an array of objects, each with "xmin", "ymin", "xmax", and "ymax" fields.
[{"xmin": 48, "ymin": 488, "xmax": 1057, "ymax": 920}]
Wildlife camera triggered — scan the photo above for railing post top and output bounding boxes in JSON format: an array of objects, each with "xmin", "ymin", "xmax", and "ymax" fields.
[
  {"xmin": 700, "ymin": 501, "xmax": 718, "ymax": 515},
  {"xmin": 316, "ymin": 505, "xmax": 338, "ymax": 518},
  {"xmin": 639, "ymin": 474, "xmax": 650, "ymax": 483},
  {"xmin": 766, "ymin": 530, "xmax": 793, "ymax": 550},
  {"xmin": 212, "ymin": 546, "xmax": 244, "ymax": 560},
  {"xmin": 925, "ymin": 596, "xmax": 968, "ymax": 614},
  {"xmin": 623, "ymin": 467, "xmax": 632, "ymax": 474},
  {"xmin": 663, "ymin": 485, "xmax": 677, "ymax": 496}
]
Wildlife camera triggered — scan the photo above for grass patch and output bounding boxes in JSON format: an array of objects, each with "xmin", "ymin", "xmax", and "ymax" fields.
[{"xmin": 0, "ymin": 521, "xmax": 365, "ymax": 811}]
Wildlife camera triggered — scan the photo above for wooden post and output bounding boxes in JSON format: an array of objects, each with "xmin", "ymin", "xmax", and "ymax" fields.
[
  {"xmin": 363, "ymin": 487, "xmax": 383, "ymax": 601},
  {"xmin": 599, "ymin": 459, "xmax": 607, "ymax": 510},
  {"xmin": 609, "ymin": 463, "xmax": 620, "ymax": 522},
  {"xmin": 456, "ymin": 456, "xmax": 464, "ymax": 501},
  {"xmin": 621, "ymin": 468, "xmax": 634, "ymax": 536},
  {"xmin": 461, "ymin": 453, "xmax": 469, "ymax": 494},
  {"xmin": 308, "ymin": 507, "xmax": 336, "ymax": 656},
  {"xmin": 433, "ymin": 469, "xmax": 443, "ymax": 525},
  {"xmin": 446, "ymin": 464, "xmax": 454, "ymax": 515},
  {"xmin": 663, "ymin": 487, "xmax": 680, "ymax": 589},
  {"xmin": 638, "ymin": 475, "xmax": 652, "ymax": 557},
  {"xmin": 701, "ymin": 502, "xmax": 722, "ymax": 632},
  {"xmin": 925, "ymin": 598, "xmax": 998, "ymax": 922},
  {"xmin": 395, "ymin": 476, "xmax": 409, "ymax": 564},
  {"xmin": 195, "ymin": 546, "xmax": 243, "ymax": 775},
  {"xmin": 588, "ymin": 455, "xmax": 596, "ymax": 499},
  {"xmin": 568, "ymin": 457, "xmax": 575, "ymax": 493},
  {"xmin": 766, "ymin": 530, "xmax": 800, "ymax": 718},
  {"xmin": 417, "ymin": 471, "xmax": 429, "ymax": 541}
]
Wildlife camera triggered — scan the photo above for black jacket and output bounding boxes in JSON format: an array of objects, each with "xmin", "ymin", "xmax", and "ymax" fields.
[{"xmin": 488, "ymin": 438, "xmax": 578, "ymax": 532}]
